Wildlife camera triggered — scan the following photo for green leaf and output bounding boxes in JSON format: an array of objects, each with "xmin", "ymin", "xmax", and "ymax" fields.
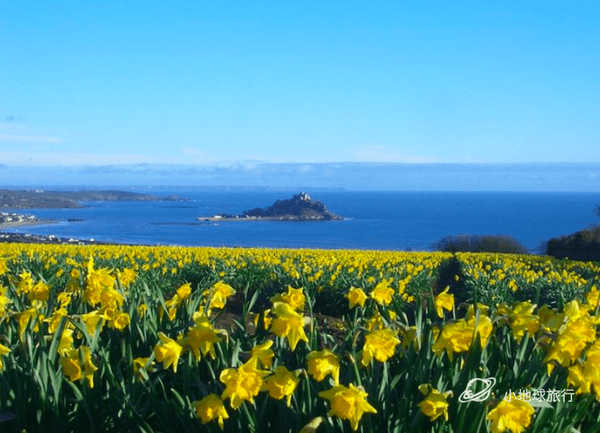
[{"xmin": 48, "ymin": 316, "xmax": 68, "ymax": 364}]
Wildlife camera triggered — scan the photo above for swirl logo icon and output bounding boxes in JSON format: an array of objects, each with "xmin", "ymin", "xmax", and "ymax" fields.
[{"xmin": 459, "ymin": 377, "xmax": 496, "ymax": 403}]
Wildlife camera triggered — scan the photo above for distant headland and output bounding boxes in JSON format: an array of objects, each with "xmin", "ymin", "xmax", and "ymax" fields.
[
  {"xmin": 0, "ymin": 189, "xmax": 187, "ymax": 238},
  {"xmin": 198, "ymin": 192, "xmax": 343, "ymax": 221},
  {"xmin": 0, "ymin": 189, "xmax": 184, "ymax": 209}
]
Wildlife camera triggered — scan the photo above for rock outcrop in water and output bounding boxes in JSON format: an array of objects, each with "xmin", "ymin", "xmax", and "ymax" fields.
[{"xmin": 199, "ymin": 192, "xmax": 343, "ymax": 221}]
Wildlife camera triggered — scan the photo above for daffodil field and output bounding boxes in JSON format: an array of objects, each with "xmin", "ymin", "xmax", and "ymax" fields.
[{"xmin": 0, "ymin": 243, "xmax": 599, "ymax": 432}]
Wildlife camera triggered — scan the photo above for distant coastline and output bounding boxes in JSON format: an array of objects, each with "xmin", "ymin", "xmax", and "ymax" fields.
[
  {"xmin": 0, "ymin": 188, "xmax": 186, "ymax": 245},
  {"xmin": 0, "ymin": 218, "xmax": 58, "ymax": 230},
  {"xmin": 0, "ymin": 188, "xmax": 185, "ymax": 209}
]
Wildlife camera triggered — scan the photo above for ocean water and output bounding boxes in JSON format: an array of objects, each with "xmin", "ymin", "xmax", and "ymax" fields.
[{"xmin": 4, "ymin": 190, "xmax": 600, "ymax": 251}]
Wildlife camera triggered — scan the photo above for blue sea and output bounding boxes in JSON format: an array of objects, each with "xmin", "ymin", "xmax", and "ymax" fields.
[{"xmin": 4, "ymin": 189, "xmax": 600, "ymax": 251}]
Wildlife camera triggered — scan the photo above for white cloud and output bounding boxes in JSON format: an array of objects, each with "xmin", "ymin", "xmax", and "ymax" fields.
[
  {"xmin": 0, "ymin": 141, "xmax": 445, "ymax": 166},
  {"xmin": 0, "ymin": 150, "xmax": 191, "ymax": 166},
  {"xmin": 0, "ymin": 145, "xmax": 223, "ymax": 166},
  {"xmin": 0, "ymin": 121, "xmax": 63, "ymax": 144},
  {"xmin": 180, "ymin": 147, "xmax": 217, "ymax": 162},
  {"xmin": 0, "ymin": 133, "xmax": 63, "ymax": 143}
]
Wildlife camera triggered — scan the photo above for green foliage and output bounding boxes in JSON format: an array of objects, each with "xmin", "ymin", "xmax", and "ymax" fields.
[
  {"xmin": 433, "ymin": 235, "xmax": 530, "ymax": 254},
  {"xmin": 546, "ymin": 225, "xmax": 600, "ymax": 262}
]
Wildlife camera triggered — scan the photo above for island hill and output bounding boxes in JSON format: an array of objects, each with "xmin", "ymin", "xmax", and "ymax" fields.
[
  {"xmin": 198, "ymin": 192, "xmax": 344, "ymax": 221},
  {"xmin": 0, "ymin": 189, "xmax": 183, "ymax": 209}
]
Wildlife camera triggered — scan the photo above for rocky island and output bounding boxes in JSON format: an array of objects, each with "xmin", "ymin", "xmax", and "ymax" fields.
[{"xmin": 198, "ymin": 192, "xmax": 343, "ymax": 221}]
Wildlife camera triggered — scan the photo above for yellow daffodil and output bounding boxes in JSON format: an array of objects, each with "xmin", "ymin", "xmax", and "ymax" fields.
[
  {"xmin": 192, "ymin": 394, "xmax": 229, "ymax": 429},
  {"xmin": 467, "ymin": 313, "xmax": 493, "ymax": 348},
  {"xmin": 307, "ymin": 349, "xmax": 340, "ymax": 385},
  {"xmin": 182, "ymin": 314, "xmax": 222, "ymax": 361},
  {"xmin": 418, "ymin": 384, "xmax": 451, "ymax": 422},
  {"xmin": 537, "ymin": 305, "xmax": 565, "ymax": 332},
  {"xmin": 431, "ymin": 319, "xmax": 472, "ymax": 360},
  {"xmin": 270, "ymin": 286, "xmax": 305, "ymax": 311},
  {"xmin": 29, "ymin": 280, "xmax": 50, "ymax": 302},
  {"xmin": 361, "ymin": 328, "xmax": 399, "ymax": 366},
  {"xmin": 80, "ymin": 346, "xmax": 98, "ymax": 388},
  {"xmin": 137, "ymin": 303, "xmax": 147, "ymax": 318},
  {"xmin": 57, "ymin": 328, "xmax": 74, "ymax": 356},
  {"xmin": 84, "ymin": 266, "xmax": 115, "ymax": 307},
  {"xmin": 400, "ymin": 325, "xmax": 420, "ymax": 350},
  {"xmin": 208, "ymin": 281, "xmax": 235, "ymax": 309},
  {"xmin": 432, "ymin": 307, "xmax": 494, "ymax": 359},
  {"xmin": 568, "ymin": 338, "xmax": 600, "ymax": 400},
  {"xmin": 319, "ymin": 383, "xmax": 377, "ymax": 431},
  {"xmin": 263, "ymin": 365, "xmax": 300, "ymax": 406},
  {"xmin": 509, "ymin": 301, "xmax": 540, "ymax": 342},
  {"xmin": 371, "ymin": 280, "xmax": 394, "ymax": 306},
  {"xmin": 60, "ymin": 346, "xmax": 97, "ymax": 388},
  {"xmin": 0, "ymin": 285, "xmax": 12, "ymax": 316},
  {"xmin": 117, "ymin": 268, "xmax": 137, "ymax": 288},
  {"xmin": 544, "ymin": 315, "xmax": 597, "ymax": 374},
  {"xmin": 250, "ymin": 308, "xmax": 272, "ymax": 330},
  {"xmin": 0, "ymin": 343, "xmax": 11, "ymax": 371},
  {"xmin": 434, "ymin": 287, "xmax": 454, "ymax": 318},
  {"xmin": 81, "ymin": 310, "xmax": 105, "ymax": 336},
  {"xmin": 154, "ymin": 332, "xmax": 183, "ymax": 373},
  {"xmin": 365, "ymin": 312, "xmax": 386, "ymax": 331},
  {"xmin": 15, "ymin": 307, "xmax": 36, "ymax": 340},
  {"xmin": 346, "ymin": 287, "xmax": 367, "ymax": 309},
  {"xmin": 66, "ymin": 270, "xmax": 82, "ymax": 292},
  {"xmin": 563, "ymin": 300, "xmax": 586, "ymax": 321},
  {"xmin": 270, "ymin": 302, "xmax": 309, "ymax": 351},
  {"xmin": 165, "ymin": 282, "xmax": 193, "ymax": 318},
  {"xmin": 494, "ymin": 303, "xmax": 512, "ymax": 325},
  {"xmin": 45, "ymin": 307, "xmax": 68, "ymax": 334},
  {"xmin": 99, "ymin": 286, "xmax": 125, "ymax": 311},
  {"xmin": 57, "ymin": 292, "xmax": 72, "ymax": 308},
  {"xmin": 487, "ymin": 394, "xmax": 535, "ymax": 433},
  {"xmin": 586, "ymin": 286, "xmax": 599, "ymax": 309},
  {"xmin": 220, "ymin": 357, "xmax": 269, "ymax": 409},
  {"xmin": 250, "ymin": 340, "xmax": 275, "ymax": 369},
  {"xmin": 17, "ymin": 270, "xmax": 33, "ymax": 295},
  {"xmin": 60, "ymin": 348, "xmax": 82, "ymax": 382},
  {"xmin": 176, "ymin": 282, "xmax": 192, "ymax": 299},
  {"xmin": 132, "ymin": 357, "xmax": 154, "ymax": 381},
  {"xmin": 110, "ymin": 311, "xmax": 130, "ymax": 331}
]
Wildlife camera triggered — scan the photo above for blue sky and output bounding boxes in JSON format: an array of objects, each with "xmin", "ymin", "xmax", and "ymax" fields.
[{"xmin": 0, "ymin": 1, "xmax": 599, "ymax": 167}]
